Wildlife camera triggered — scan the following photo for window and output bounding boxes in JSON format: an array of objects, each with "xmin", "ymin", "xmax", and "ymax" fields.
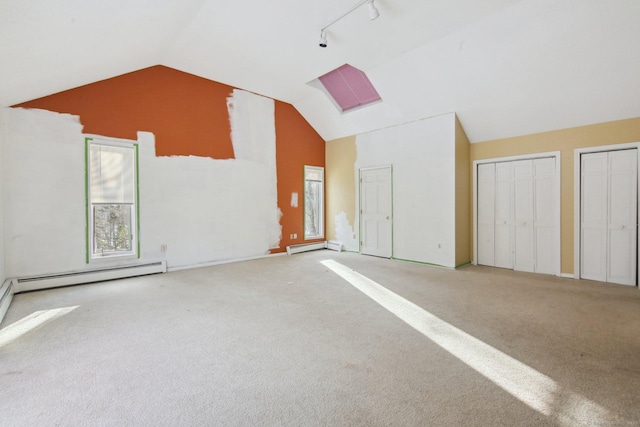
[
  {"xmin": 86, "ymin": 138, "xmax": 139, "ymax": 261},
  {"xmin": 304, "ymin": 166, "xmax": 324, "ymax": 240},
  {"xmin": 318, "ymin": 64, "xmax": 382, "ymax": 112}
]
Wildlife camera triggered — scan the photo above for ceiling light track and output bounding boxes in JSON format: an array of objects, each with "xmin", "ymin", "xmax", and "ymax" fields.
[{"xmin": 318, "ymin": 0, "xmax": 380, "ymax": 48}]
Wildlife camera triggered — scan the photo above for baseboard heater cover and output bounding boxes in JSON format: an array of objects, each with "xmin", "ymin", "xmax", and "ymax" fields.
[
  {"xmin": 326, "ymin": 241, "xmax": 343, "ymax": 252},
  {"xmin": 0, "ymin": 279, "xmax": 15, "ymax": 325},
  {"xmin": 286, "ymin": 241, "xmax": 327, "ymax": 255},
  {"xmin": 15, "ymin": 261, "xmax": 167, "ymax": 293},
  {"xmin": 286, "ymin": 241, "xmax": 344, "ymax": 255}
]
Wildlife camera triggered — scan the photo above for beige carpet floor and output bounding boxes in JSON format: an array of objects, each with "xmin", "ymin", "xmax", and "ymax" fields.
[{"xmin": 1, "ymin": 251, "xmax": 639, "ymax": 426}]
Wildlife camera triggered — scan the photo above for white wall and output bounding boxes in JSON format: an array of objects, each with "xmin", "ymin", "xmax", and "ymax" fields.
[
  {"xmin": 355, "ymin": 113, "xmax": 457, "ymax": 267},
  {"xmin": 2, "ymin": 107, "xmax": 279, "ymax": 278},
  {"xmin": 0, "ymin": 109, "xmax": 6, "ymax": 284}
]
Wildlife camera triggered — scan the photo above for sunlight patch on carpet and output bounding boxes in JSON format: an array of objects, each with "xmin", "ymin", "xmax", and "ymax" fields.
[
  {"xmin": 0, "ymin": 306, "xmax": 79, "ymax": 348},
  {"xmin": 321, "ymin": 259, "xmax": 622, "ymax": 426}
]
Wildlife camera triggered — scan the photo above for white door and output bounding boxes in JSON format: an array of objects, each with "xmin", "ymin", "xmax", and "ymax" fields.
[
  {"xmin": 533, "ymin": 158, "xmax": 556, "ymax": 274},
  {"xmin": 581, "ymin": 150, "xmax": 637, "ymax": 286},
  {"xmin": 477, "ymin": 163, "xmax": 496, "ymax": 266},
  {"xmin": 494, "ymin": 163, "xmax": 514, "ymax": 269},
  {"xmin": 513, "ymin": 160, "xmax": 535, "ymax": 272},
  {"xmin": 477, "ymin": 157, "xmax": 557, "ymax": 274},
  {"xmin": 360, "ymin": 166, "xmax": 392, "ymax": 258},
  {"xmin": 581, "ymin": 153, "xmax": 608, "ymax": 282}
]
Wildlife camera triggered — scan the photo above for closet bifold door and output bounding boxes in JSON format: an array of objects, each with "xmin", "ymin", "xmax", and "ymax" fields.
[
  {"xmin": 533, "ymin": 158, "xmax": 556, "ymax": 274},
  {"xmin": 494, "ymin": 162, "xmax": 514, "ymax": 269},
  {"xmin": 477, "ymin": 163, "xmax": 496, "ymax": 267},
  {"xmin": 513, "ymin": 160, "xmax": 534, "ymax": 272},
  {"xmin": 581, "ymin": 152, "xmax": 609, "ymax": 282},
  {"xmin": 607, "ymin": 150, "xmax": 637, "ymax": 285},
  {"xmin": 581, "ymin": 149, "xmax": 637, "ymax": 286},
  {"xmin": 477, "ymin": 157, "xmax": 556, "ymax": 274}
]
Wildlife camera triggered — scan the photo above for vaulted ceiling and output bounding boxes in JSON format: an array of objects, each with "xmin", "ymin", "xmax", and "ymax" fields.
[{"xmin": 1, "ymin": 0, "xmax": 639, "ymax": 142}]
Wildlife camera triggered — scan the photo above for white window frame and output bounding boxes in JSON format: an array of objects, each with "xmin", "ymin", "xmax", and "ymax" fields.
[
  {"xmin": 304, "ymin": 165, "xmax": 325, "ymax": 240},
  {"xmin": 86, "ymin": 136, "xmax": 140, "ymax": 262}
]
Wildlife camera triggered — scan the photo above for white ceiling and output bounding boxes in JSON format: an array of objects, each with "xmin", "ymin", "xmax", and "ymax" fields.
[{"xmin": 1, "ymin": 0, "xmax": 639, "ymax": 143}]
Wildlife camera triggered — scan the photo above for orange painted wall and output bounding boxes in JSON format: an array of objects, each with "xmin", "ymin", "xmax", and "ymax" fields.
[
  {"xmin": 14, "ymin": 65, "xmax": 325, "ymax": 253},
  {"xmin": 275, "ymin": 103, "xmax": 326, "ymax": 250},
  {"xmin": 16, "ymin": 66, "xmax": 236, "ymax": 159}
]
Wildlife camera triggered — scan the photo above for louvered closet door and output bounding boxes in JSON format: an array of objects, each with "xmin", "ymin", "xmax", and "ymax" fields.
[{"xmin": 582, "ymin": 150, "xmax": 637, "ymax": 286}]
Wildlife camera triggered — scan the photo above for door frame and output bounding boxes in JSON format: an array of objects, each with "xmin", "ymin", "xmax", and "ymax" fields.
[
  {"xmin": 573, "ymin": 142, "xmax": 640, "ymax": 283},
  {"xmin": 473, "ymin": 151, "xmax": 561, "ymax": 276},
  {"xmin": 359, "ymin": 165, "xmax": 393, "ymax": 257}
]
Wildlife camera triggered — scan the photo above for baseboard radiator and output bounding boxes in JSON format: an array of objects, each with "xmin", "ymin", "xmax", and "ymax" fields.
[
  {"xmin": 15, "ymin": 261, "xmax": 167, "ymax": 293},
  {"xmin": 0, "ymin": 278, "xmax": 15, "ymax": 325},
  {"xmin": 286, "ymin": 241, "xmax": 343, "ymax": 255}
]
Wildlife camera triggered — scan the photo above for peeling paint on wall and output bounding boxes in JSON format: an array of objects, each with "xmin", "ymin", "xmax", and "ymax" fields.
[{"xmin": 227, "ymin": 89, "xmax": 281, "ymax": 248}]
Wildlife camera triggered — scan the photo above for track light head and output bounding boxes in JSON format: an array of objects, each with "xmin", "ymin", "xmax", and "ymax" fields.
[
  {"xmin": 368, "ymin": 0, "xmax": 380, "ymax": 20},
  {"xmin": 317, "ymin": 0, "xmax": 381, "ymax": 48},
  {"xmin": 319, "ymin": 30, "xmax": 327, "ymax": 48}
]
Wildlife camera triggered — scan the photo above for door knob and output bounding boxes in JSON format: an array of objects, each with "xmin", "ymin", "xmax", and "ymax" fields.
[{"xmin": 386, "ymin": 216, "xmax": 390, "ymax": 220}]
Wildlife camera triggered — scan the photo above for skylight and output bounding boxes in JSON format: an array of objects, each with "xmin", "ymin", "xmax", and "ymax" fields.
[{"xmin": 318, "ymin": 64, "xmax": 381, "ymax": 112}]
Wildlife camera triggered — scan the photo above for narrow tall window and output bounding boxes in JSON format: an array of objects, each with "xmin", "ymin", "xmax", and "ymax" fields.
[
  {"xmin": 304, "ymin": 166, "xmax": 324, "ymax": 240},
  {"xmin": 86, "ymin": 138, "xmax": 138, "ymax": 261}
]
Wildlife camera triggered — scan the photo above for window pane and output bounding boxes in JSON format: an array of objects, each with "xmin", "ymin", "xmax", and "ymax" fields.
[
  {"xmin": 305, "ymin": 180, "xmax": 322, "ymax": 238},
  {"xmin": 93, "ymin": 204, "xmax": 132, "ymax": 256},
  {"xmin": 90, "ymin": 144, "xmax": 135, "ymax": 204}
]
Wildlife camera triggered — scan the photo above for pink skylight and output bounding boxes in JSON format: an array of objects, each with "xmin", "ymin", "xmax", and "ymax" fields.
[{"xmin": 318, "ymin": 64, "xmax": 381, "ymax": 112}]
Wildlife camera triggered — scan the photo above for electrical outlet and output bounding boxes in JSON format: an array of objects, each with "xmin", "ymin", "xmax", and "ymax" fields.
[
  {"xmin": 160, "ymin": 244, "xmax": 167, "ymax": 253},
  {"xmin": 293, "ymin": 233, "xmax": 297, "ymax": 239}
]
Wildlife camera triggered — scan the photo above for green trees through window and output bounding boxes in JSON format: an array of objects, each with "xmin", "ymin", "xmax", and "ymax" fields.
[{"xmin": 304, "ymin": 166, "xmax": 324, "ymax": 240}]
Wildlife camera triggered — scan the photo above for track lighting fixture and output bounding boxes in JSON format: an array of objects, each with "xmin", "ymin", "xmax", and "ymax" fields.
[
  {"xmin": 368, "ymin": 0, "xmax": 380, "ymax": 20},
  {"xmin": 318, "ymin": 0, "xmax": 381, "ymax": 48},
  {"xmin": 319, "ymin": 30, "xmax": 328, "ymax": 48}
]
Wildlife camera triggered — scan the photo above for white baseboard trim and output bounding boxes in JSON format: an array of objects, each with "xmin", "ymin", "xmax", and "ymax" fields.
[
  {"xmin": 16, "ymin": 261, "xmax": 167, "ymax": 293},
  {"xmin": 560, "ymin": 273, "xmax": 575, "ymax": 279},
  {"xmin": 286, "ymin": 242, "xmax": 327, "ymax": 255},
  {"xmin": 167, "ymin": 252, "xmax": 287, "ymax": 273},
  {"xmin": 0, "ymin": 278, "xmax": 16, "ymax": 325},
  {"xmin": 326, "ymin": 241, "xmax": 344, "ymax": 252}
]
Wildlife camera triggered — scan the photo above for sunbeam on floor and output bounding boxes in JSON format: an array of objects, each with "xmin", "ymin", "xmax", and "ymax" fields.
[
  {"xmin": 320, "ymin": 259, "xmax": 625, "ymax": 426},
  {"xmin": 0, "ymin": 306, "xmax": 78, "ymax": 348}
]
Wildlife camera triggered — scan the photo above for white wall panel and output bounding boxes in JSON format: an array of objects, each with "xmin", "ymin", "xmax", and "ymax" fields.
[
  {"xmin": 355, "ymin": 113, "xmax": 456, "ymax": 267},
  {"xmin": 0, "ymin": 109, "xmax": 6, "ymax": 284},
  {"xmin": 2, "ymin": 107, "xmax": 278, "ymax": 277}
]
